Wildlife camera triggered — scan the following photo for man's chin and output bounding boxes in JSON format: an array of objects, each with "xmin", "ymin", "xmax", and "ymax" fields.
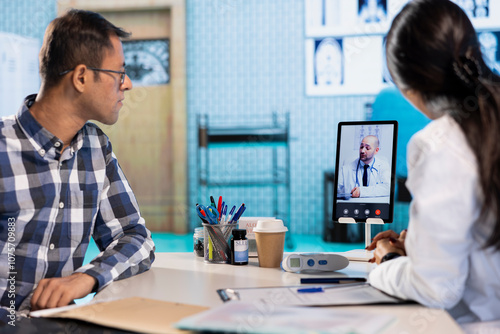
[{"xmin": 93, "ymin": 116, "xmax": 119, "ymax": 126}]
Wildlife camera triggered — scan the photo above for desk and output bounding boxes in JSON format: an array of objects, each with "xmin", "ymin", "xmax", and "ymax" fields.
[{"xmin": 93, "ymin": 252, "xmax": 463, "ymax": 334}]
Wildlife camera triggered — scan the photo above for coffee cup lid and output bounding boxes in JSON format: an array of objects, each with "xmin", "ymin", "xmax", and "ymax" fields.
[{"xmin": 253, "ymin": 219, "xmax": 288, "ymax": 233}]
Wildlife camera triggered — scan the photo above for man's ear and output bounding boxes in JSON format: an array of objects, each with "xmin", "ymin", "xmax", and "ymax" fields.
[
  {"xmin": 72, "ymin": 64, "xmax": 88, "ymax": 93},
  {"xmin": 375, "ymin": 147, "xmax": 380, "ymax": 154}
]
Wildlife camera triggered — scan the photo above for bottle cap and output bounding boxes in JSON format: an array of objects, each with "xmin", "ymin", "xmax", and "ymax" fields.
[{"xmin": 232, "ymin": 229, "xmax": 246, "ymax": 238}]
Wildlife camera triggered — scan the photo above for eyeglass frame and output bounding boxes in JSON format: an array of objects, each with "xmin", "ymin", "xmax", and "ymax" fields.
[{"xmin": 59, "ymin": 66, "xmax": 127, "ymax": 85}]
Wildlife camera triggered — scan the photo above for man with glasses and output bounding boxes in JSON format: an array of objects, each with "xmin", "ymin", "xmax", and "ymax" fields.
[{"xmin": 0, "ymin": 9, "xmax": 155, "ymax": 323}]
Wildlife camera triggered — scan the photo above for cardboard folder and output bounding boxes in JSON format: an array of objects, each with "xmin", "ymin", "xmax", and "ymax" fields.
[{"xmin": 30, "ymin": 297, "xmax": 208, "ymax": 334}]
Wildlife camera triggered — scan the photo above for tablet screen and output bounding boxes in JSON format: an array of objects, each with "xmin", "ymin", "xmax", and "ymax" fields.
[{"xmin": 333, "ymin": 121, "xmax": 398, "ymax": 223}]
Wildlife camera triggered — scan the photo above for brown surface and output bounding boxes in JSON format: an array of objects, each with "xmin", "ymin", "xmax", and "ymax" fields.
[{"xmin": 45, "ymin": 297, "xmax": 207, "ymax": 334}]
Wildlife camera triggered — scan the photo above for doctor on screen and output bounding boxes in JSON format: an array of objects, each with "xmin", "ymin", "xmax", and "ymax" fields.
[{"xmin": 337, "ymin": 135, "xmax": 390, "ymax": 198}]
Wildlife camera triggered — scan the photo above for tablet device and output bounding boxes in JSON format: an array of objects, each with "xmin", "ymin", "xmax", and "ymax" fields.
[{"xmin": 332, "ymin": 121, "xmax": 398, "ymax": 223}]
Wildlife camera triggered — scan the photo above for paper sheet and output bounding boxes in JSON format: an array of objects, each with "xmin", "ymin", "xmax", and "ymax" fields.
[
  {"xmin": 218, "ymin": 283, "xmax": 407, "ymax": 306},
  {"xmin": 30, "ymin": 297, "xmax": 208, "ymax": 334},
  {"xmin": 175, "ymin": 301, "xmax": 396, "ymax": 334}
]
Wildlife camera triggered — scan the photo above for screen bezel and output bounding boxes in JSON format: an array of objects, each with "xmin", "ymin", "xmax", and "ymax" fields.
[{"xmin": 332, "ymin": 120, "xmax": 398, "ymax": 224}]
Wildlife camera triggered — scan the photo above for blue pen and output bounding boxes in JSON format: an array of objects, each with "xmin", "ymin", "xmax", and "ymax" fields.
[
  {"xmin": 220, "ymin": 205, "xmax": 227, "ymax": 224},
  {"xmin": 226, "ymin": 205, "xmax": 236, "ymax": 223},
  {"xmin": 297, "ymin": 282, "xmax": 366, "ymax": 293},
  {"xmin": 230, "ymin": 204, "xmax": 245, "ymax": 223},
  {"xmin": 218, "ymin": 201, "xmax": 225, "ymax": 222},
  {"xmin": 232, "ymin": 205, "xmax": 246, "ymax": 223},
  {"xmin": 297, "ymin": 287, "xmax": 324, "ymax": 293},
  {"xmin": 297, "ymin": 282, "xmax": 366, "ymax": 294}
]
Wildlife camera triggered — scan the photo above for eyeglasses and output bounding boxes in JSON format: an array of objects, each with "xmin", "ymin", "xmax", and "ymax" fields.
[{"xmin": 59, "ymin": 67, "xmax": 127, "ymax": 85}]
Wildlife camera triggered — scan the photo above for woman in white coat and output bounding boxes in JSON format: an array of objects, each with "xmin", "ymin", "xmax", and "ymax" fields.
[{"xmin": 366, "ymin": 0, "xmax": 500, "ymax": 324}]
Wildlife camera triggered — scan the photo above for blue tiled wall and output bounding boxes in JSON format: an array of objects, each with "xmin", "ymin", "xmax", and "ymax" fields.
[
  {"xmin": 1, "ymin": 0, "xmax": 398, "ymax": 236},
  {"xmin": 0, "ymin": 0, "xmax": 55, "ymax": 41},
  {"xmin": 186, "ymin": 0, "xmax": 374, "ymax": 235}
]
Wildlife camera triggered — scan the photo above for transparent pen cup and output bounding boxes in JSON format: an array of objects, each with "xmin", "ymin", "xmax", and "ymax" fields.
[{"xmin": 203, "ymin": 223, "xmax": 235, "ymax": 264}]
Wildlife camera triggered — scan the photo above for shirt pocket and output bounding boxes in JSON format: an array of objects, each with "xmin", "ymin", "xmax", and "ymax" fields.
[{"xmin": 67, "ymin": 190, "xmax": 100, "ymax": 243}]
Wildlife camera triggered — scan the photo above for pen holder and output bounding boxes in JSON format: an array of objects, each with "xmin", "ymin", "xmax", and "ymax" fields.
[{"xmin": 203, "ymin": 223, "xmax": 235, "ymax": 264}]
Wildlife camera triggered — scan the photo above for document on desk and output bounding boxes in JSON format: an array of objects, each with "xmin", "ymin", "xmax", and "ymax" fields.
[
  {"xmin": 175, "ymin": 301, "xmax": 396, "ymax": 334},
  {"xmin": 217, "ymin": 283, "xmax": 408, "ymax": 306},
  {"xmin": 30, "ymin": 297, "xmax": 209, "ymax": 334}
]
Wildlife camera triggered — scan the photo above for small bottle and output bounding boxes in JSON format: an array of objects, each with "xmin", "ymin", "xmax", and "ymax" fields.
[
  {"xmin": 193, "ymin": 227, "xmax": 204, "ymax": 257},
  {"xmin": 231, "ymin": 229, "xmax": 248, "ymax": 265}
]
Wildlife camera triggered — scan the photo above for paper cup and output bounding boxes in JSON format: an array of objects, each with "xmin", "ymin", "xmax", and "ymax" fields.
[{"xmin": 254, "ymin": 219, "xmax": 287, "ymax": 268}]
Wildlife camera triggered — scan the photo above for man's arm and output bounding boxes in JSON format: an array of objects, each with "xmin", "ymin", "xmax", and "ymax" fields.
[
  {"xmin": 74, "ymin": 144, "xmax": 155, "ymax": 292},
  {"xmin": 29, "ymin": 131, "xmax": 155, "ymax": 312},
  {"xmin": 337, "ymin": 165, "xmax": 346, "ymax": 194}
]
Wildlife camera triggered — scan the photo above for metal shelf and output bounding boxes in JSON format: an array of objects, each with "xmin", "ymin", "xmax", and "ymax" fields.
[
  {"xmin": 196, "ymin": 112, "xmax": 292, "ymax": 248},
  {"xmin": 200, "ymin": 179, "xmax": 289, "ymax": 187}
]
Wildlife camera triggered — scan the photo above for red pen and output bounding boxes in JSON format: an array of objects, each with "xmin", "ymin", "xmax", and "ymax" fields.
[{"xmin": 217, "ymin": 196, "xmax": 222, "ymax": 215}]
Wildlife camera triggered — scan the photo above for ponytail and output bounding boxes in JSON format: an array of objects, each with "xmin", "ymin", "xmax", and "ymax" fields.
[{"xmin": 453, "ymin": 67, "xmax": 500, "ymax": 250}]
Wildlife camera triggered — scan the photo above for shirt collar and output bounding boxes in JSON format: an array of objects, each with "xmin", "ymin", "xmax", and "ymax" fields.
[
  {"xmin": 360, "ymin": 159, "xmax": 371, "ymax": 168},
  {"xmin": 360, "ymin": 158, "xmax": 377, "ymax": 170},
  {"xmin": 16, "ymin": 94, "xmax": 84, "ymax": 160}
]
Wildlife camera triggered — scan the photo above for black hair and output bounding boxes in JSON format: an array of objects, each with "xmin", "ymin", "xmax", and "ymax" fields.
[
  {"xmin": 39, "ymin": 9, "xmax": 130, "ymax": 88},
  {"xmin": 387, "ymin": 0, "xmax": 500, "ymax": 249}
]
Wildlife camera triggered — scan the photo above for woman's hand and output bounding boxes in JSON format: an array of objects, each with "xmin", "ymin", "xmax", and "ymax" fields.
[
  {"xmin": 370, "ymin": 238, "xmax": 406, "ymax": 264},
  {"xmin": 367, "ymin": 229, "xmax": 407, "ymax": 264}
]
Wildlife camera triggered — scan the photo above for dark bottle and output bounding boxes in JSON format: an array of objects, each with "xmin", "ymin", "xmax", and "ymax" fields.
[{"xmin": 231, "ymin": 229, "xmax": 248, "ymax": 265}]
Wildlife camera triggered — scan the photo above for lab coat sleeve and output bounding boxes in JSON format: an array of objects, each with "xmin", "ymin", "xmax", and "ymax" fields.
[{"xmin": 369, "ymin": 128, "xmax": 480, "ymax": 309}]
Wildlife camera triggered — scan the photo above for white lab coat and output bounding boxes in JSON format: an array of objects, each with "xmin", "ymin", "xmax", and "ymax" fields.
[
  {"xmin": 337, "ymin": 157, "xmax": 391, "ymax": 197},
  {"xmin": 369, "ymin": 114, "xmax": 500, "ymax": 323}
]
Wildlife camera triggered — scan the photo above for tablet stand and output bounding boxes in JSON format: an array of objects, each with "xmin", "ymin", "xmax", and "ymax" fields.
[{"xmin": 338, "ymin": 217, "xmax": 384, "ymax": 261}]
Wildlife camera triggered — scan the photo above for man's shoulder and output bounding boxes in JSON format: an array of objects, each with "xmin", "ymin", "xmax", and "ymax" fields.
[
  {"xmin": 0, "ymin": 115, "xmax": 19, "ymax": 139},
  {"xmin": 0, "ymin": 115, "xmax": 17, "ymax": 129},
  {"xmin": 348, "ymin": 158, "xmax": 359, "ymax": 168},
  {"xmin": 374, "ymin": 157, "xmax": 390, "ymax": 168}
]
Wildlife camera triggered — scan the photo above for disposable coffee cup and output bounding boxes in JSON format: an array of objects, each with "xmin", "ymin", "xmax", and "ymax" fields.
[{"xmin": 253, "ymin": 219, "xmax": 288, "ymax": 268}]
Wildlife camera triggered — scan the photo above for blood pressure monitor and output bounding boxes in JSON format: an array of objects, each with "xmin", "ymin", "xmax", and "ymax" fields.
[{"xmin": 281, "ymin": 253, "xmax": 349, "ymax": 273}]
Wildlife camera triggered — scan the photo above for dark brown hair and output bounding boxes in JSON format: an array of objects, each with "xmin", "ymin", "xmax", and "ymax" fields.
[
  {"xmin": 387, "ymin": 0, "xmax": 500, "ymax": 249},
  {"xmin": 39, "ymin": 9, "xmax": 130, "ymax": 88}
]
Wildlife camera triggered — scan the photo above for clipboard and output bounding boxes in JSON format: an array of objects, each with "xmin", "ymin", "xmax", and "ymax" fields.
[{"xmin": 217, "ymin": 283, "xmax": 411, "ymax": 307}]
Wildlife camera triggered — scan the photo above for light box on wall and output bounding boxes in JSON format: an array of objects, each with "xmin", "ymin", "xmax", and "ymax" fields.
[
  {"xmin": 304, "ymin": 0, "xmax": 500, "ymax": 96},
  {"xmin": 305, "ymin": 35, "xmax": 384, "ymax": 96}
]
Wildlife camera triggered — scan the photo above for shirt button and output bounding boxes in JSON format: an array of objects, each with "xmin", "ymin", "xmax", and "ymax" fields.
[
  {"xmin": 49, "ymin": 243, "xmax": 55, "ymax": 250},
  {"xmin": 59, "ymin": 202, "xmax": 64, "ymax": 209},
  {"xmin": 54, "ymin": 142, "xmax": 61, "ymax": 148},
  {"xmin": 39, "ymin": 149, "xmax": 46, "ymax": 156}
]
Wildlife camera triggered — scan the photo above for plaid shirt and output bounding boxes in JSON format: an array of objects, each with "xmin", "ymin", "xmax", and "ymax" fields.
[{"xmin": 0, "ymin": 95, "xmax": 155, "ymax": 322}]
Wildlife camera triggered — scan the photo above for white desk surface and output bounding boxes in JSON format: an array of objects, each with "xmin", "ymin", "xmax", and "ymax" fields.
[{"xmin": 94, "ymin": 252, "xmax": 464, "ymax": 334}]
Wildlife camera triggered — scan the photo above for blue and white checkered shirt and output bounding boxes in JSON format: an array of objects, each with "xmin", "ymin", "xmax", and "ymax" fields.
[{"xmin": 0, "ymin": 95, "xmax": 155, "ymax": 322}]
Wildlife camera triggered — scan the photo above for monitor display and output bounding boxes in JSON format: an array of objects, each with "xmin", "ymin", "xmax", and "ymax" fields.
[{"xmin": 333, "ymin": 121, "xmax": 398, "ymax": 223}]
